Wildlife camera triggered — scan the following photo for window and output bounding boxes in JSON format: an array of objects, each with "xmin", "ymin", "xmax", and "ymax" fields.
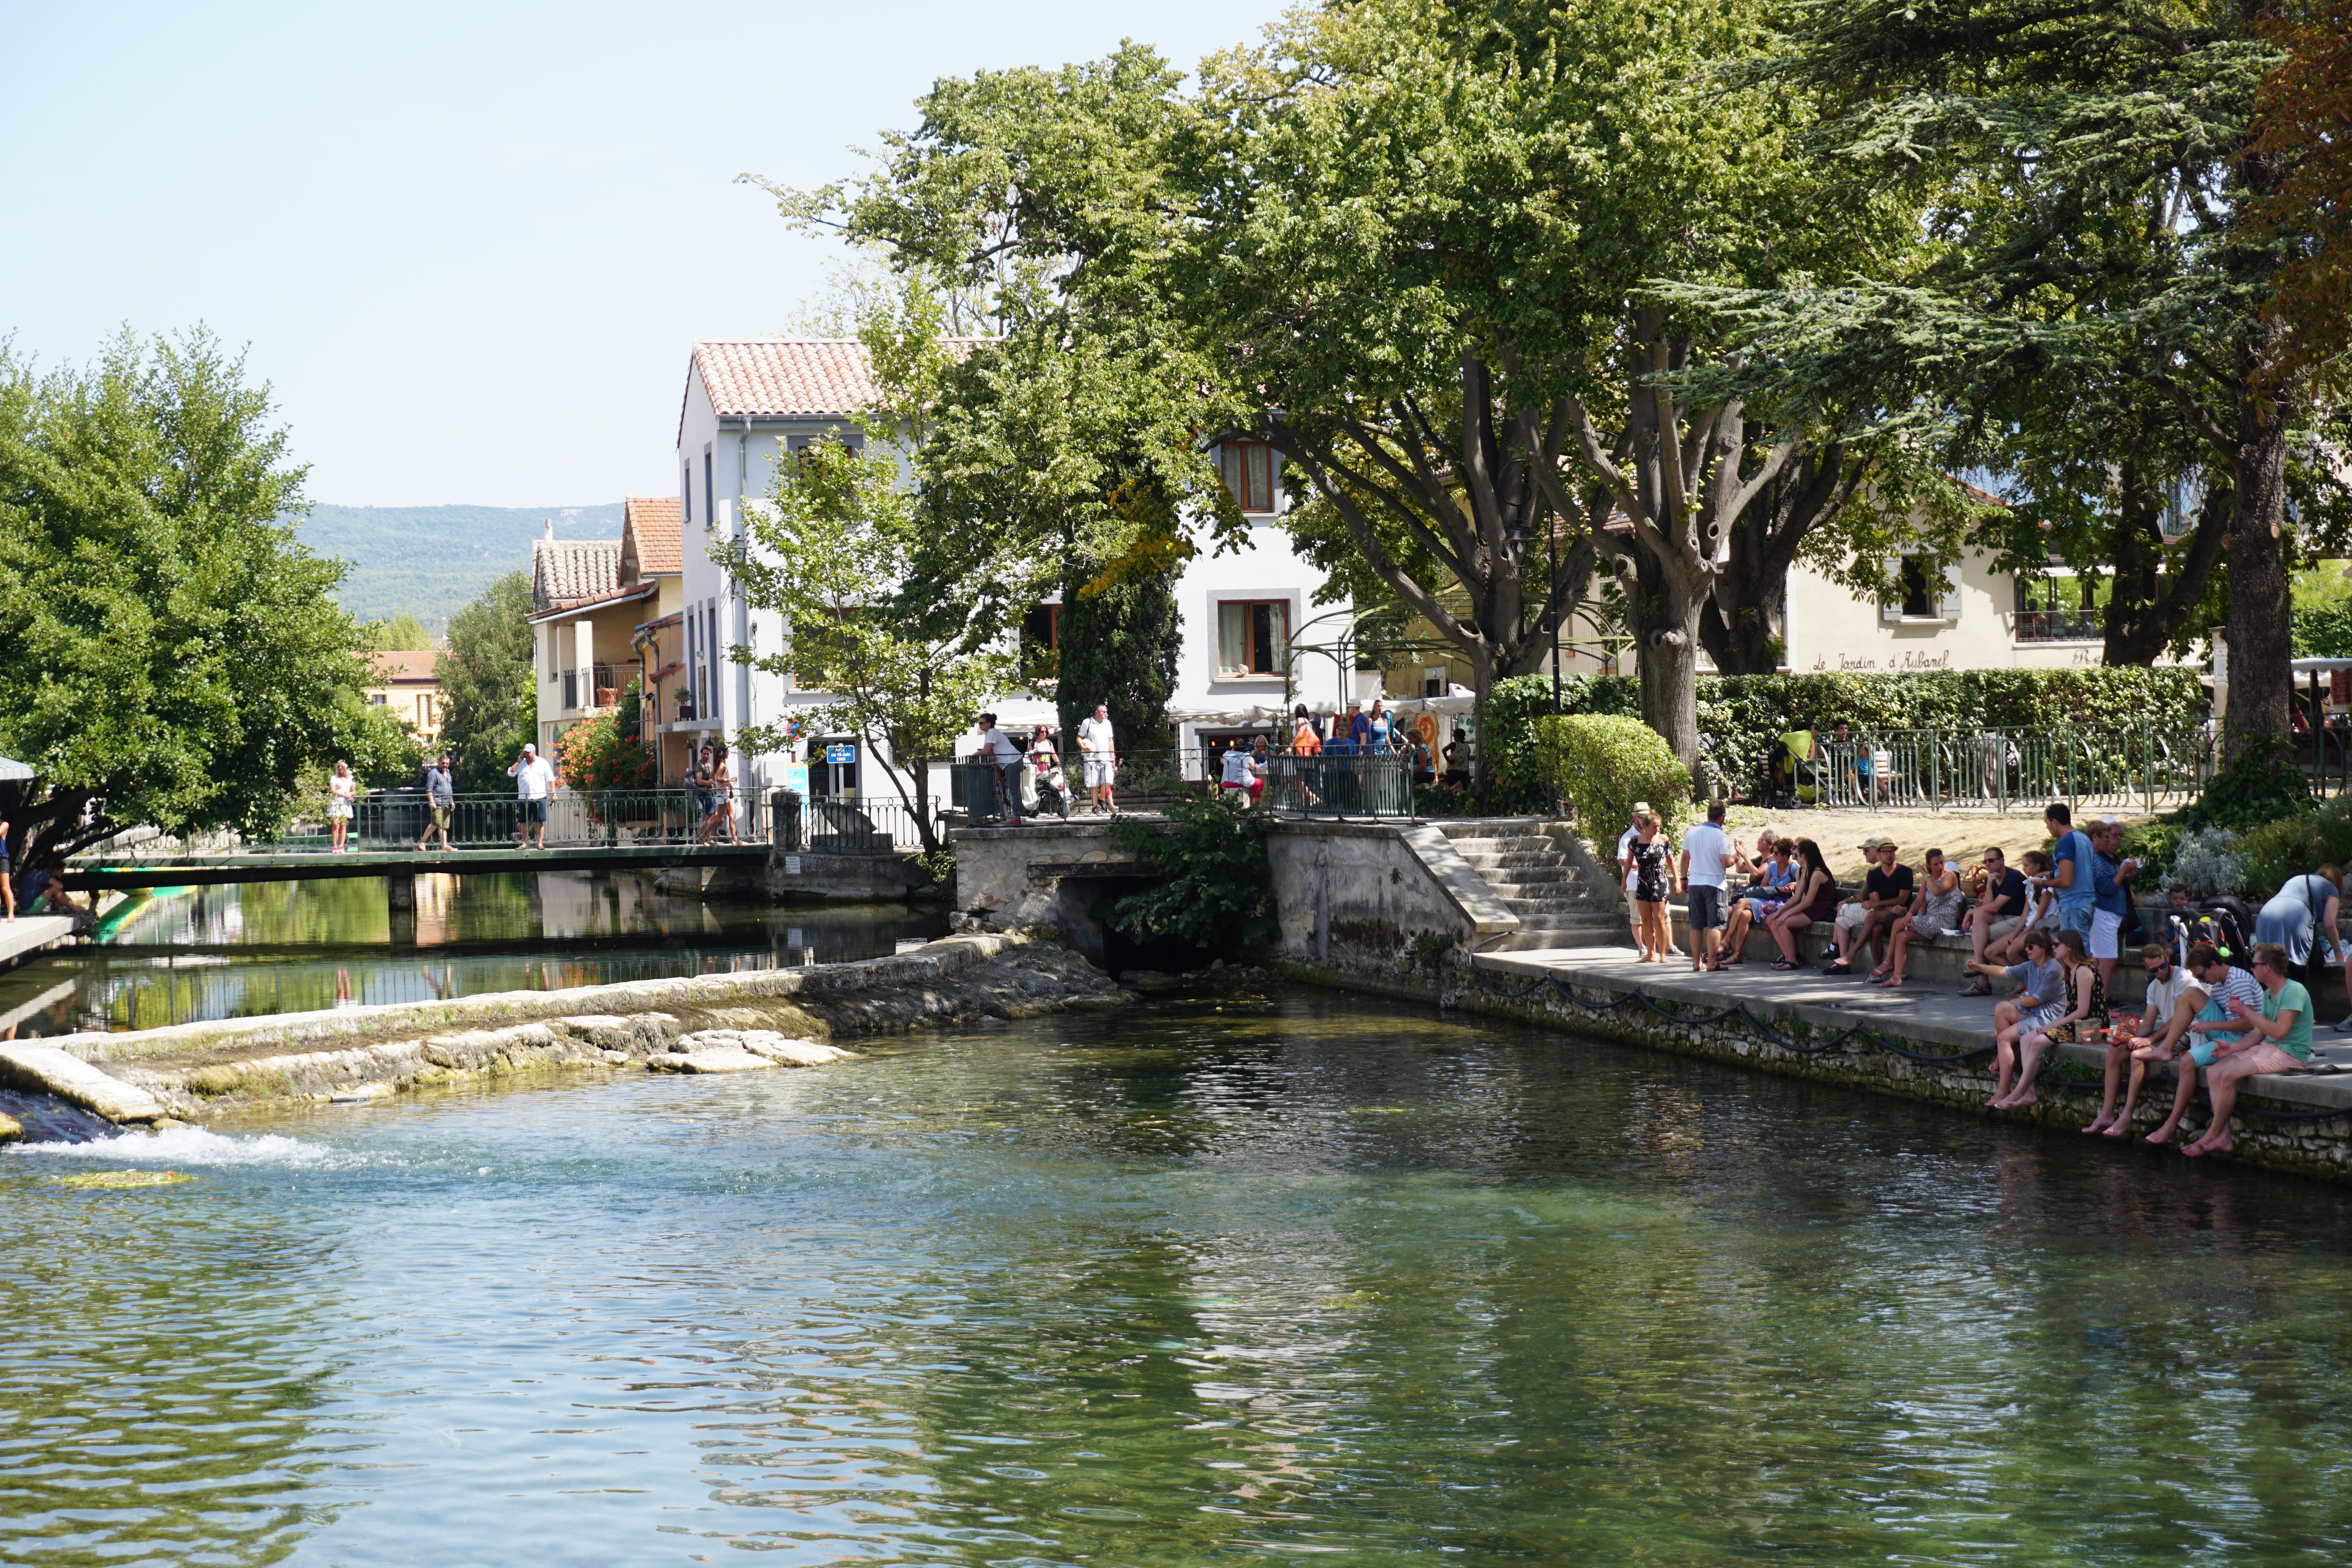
[
  {"xmin": 562, "ymin": 669, "xmax": 578, "ymax": 710},
  {"xmin": 683, "ymin": 464, "xmax": 691, "ymax": 523},
  {"xmin": 1217, "ymin": 599, "xmax": 1288, "ymax": 676},
  {"xmin": 2013, "ymin": 574, "xmax": 2106, "ymax": 642},
  {"xmin": 1422, "ymin": 665, "xmax": 1448, "ymax": 699},
  {"xmin": 1020, "ymin": 604, "xmax": 1060, "ymax": 681},
  {"xmin": 1220, "ymin": 442, "xmax": 1277, "ymax": 514},
  {"xmin": 366, "ymin": 693, "xmax": 387, "ymax": 706},
  {"xmin": 703, "ymin": 449, "xmax": 714, "ymax": 530},
  {"xmin": 1880, "ymin": 555, "xmax": 1960, "ymax": 623}
]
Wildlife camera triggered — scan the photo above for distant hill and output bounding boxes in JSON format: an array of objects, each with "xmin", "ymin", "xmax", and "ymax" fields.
[{"xmin": 298, "ymin": 503, "xmax": 627, "ymax": 628}]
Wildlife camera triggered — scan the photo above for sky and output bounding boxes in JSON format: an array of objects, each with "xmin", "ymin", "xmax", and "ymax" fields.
[{"xmin": 0, "ymin": 0, "xmax": 1285, "ymax": 507}]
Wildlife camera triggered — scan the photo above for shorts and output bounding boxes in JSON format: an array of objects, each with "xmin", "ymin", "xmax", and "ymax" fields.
[
  {"xmin": 1688, "ymin": 885, "xmax": 1724, "ymax": 931},
  {"xmin": 1987, "ymin": 915, "xmax": 2023, "ymax": 942},
  {"xmin": 517, "ymin": 798, "xmax": 548, "ymax": 824},
  {"xmin": 2057, "ymin": 901, "xmax": 2094, "ymax": 936},
  {"xmin": 1744, "ymin": 895, "xmax": 1786, "ymax": 921},
  {"xmin": 2189, "ymin": 1037, "xmax": 2230, "ymax": 1068},
  {"xmin": 1084, "ymin": 756, "xmax": 1115, "ymax": 787},
  {"xmin": 2022, "ymin": 999, "xmax": 2071, "ymax": 1035},
  {"xmin": 2087, "ymin": 908, "xmax": 2123, "ymax": 960},
  {"xmin": 429, "ymin": 804, "xmax": 452, "ymax": 830},
  {"xmin": 1836, "ymin": 902, "xmax": 1873, "ymax": 934}
]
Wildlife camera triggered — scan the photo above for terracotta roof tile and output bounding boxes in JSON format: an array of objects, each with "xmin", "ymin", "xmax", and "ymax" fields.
[
  {"xmin": 683, "ymin": 337, "xmax": 987, "ymax": 430},
  {"xmin": 622, "ymin": 496, "xmax": 681, "ymax": 579},
  {"xmin": 527, "ymin": 578, "xmax": 657, "ymax": 624},
  {"xmin": 368, "ymin": 650, "xmax": 442, "ymax": 683},
  {"xmin": 532, "ymin": 538, "xmax": 621, "ymax": 611}
]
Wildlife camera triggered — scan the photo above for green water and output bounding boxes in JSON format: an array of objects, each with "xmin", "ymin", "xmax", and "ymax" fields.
[
  {"xmin": 8, "ymin": 992, "xmax": 2352, "ymax": 1564},
  {"xmin": 0, "ymin": 872, "xmax": 944, "ymax": 1036}
]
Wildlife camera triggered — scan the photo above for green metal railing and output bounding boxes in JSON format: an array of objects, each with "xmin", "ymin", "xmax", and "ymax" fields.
[
  {"xmin": 1806, "ymin": 726, "xmax": 2217, "ymax": 814},
  {"xmin": 268, "ymin": 789, "xmax": 768, "ymax": 851}
]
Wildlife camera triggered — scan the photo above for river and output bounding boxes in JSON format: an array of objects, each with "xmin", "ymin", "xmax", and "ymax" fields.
[
  {"xmin": 0, "ymin": 872, "xmax": 947, "ymax": 1037},
  {"xmin": 8, "ymin": 991, "xmax": 2352, "ymax": 1564}
]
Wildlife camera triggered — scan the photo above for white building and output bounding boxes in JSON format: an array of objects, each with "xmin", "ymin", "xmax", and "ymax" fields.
[{"xmin": 671, "ymin": 339, "xmax": 1351, "ymax": 811}]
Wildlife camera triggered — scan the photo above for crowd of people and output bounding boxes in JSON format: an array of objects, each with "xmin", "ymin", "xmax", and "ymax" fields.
[{"xmin": 1623, "ymin": 798, "xmax": 2350, "ymax": 1157}]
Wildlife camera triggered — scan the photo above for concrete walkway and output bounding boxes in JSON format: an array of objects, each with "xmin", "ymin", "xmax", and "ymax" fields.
[
  {"xmin": 1477, "ymin": 944, "xmax": 2352, "ymax": 1114},
  {"xmin": 0, "ymin": 915, "xmax": 81, "ymax": 970}
]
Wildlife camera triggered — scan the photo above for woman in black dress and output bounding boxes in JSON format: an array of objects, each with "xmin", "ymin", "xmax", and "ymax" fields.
[{"xmin": 1628, "ymin": 809, "xmax": 1676, "ymax": 962}]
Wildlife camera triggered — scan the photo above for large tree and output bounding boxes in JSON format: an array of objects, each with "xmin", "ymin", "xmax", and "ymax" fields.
[
  {"xmin": 439, "ymin": 569, "xmax": 537, "ymax": 791},
  {"xmin": 1727, "ymin": 0, "xmax": 2352, "ymax": 749},
  {"xmin": 0, "ymin": 330, "xmax": 393, "ymax": 861}
]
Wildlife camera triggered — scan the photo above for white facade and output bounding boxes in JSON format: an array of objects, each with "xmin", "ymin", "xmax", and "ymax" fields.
[{"xmin": 672, "ymin": 340, "xmax": 1348, "ymax": 807}]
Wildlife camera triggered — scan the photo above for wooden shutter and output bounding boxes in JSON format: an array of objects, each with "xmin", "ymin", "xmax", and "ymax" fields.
[{"xmin": 1937, "ymin": 560, "xmax": 1963, "ymax": 621}]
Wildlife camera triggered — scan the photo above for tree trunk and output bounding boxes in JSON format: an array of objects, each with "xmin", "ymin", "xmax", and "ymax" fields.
[
  {"xmin": 2225, "ymin": 387, "xmax": 2293, "ymax": 753},
  {"xmin": 1466, "ymin": 646, "xmax": 1497, "ymax": 791},
  {"xmin": 2100, "ymin": 466, "xmax": 2229, "ymax": 668}
]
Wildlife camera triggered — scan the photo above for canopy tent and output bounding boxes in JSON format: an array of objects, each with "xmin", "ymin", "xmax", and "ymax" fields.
[
  {"xmin": 1165, "ymin": 693, "xmax": 1481, "ymax": 728},
  {"xmin": 0, "ymin": 756, "xmax": 32, "ymax": 781}
]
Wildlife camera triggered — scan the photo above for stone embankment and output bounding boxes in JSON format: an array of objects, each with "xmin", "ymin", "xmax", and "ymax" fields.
[{"xmin": 0, "ymin": 934, "xmax": 1127, "ymax": 1125}]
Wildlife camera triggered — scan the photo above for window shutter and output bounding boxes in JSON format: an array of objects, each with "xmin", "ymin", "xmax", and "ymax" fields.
[
  {"xmin": 1938, "ymin": 561, "xmax": 1963, "ymax": 621},
  {"xmin": 1880, "ymin": 556, "xmax": 1904, "ymax": 624}
]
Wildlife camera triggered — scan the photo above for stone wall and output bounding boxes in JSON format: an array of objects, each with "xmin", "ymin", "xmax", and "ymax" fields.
[{"xmin": 1264, "ymin": 821, "xmax": 1512, "ymax": 974}]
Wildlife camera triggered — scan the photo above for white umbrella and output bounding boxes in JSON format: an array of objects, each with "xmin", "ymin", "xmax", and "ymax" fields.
[{"xmin": 0, "ymin": 756, "xmax": 32, "ymax": 781}]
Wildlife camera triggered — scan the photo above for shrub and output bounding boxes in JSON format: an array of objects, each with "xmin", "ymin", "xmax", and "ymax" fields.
[
  {"xmin": 2169, "ymin": 740, "xmax": 2312, "ymax": 831},
  {"xmin": 2233, "ymin": 795, "xmax": 2352, "ymax": 900},
  {"xmin": 553, "ymin": 706, "xmax": 656, "ymax": 793},
  {"xmin": 1534, "ymin": 714, "xmax": 1693, "ymax": 840},
  {"xmin": 2164, "ymin": 828, "xmax": 2249, "ymax": 900},
  {"xmin": 1108, "ymin": 790, "xmax": 1275, "ymax": 950}
]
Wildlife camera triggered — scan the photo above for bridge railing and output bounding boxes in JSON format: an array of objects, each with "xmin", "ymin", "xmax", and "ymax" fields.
[{"xmin": 265, "ymin": 789, "xmax": 770, "ymax": 852}]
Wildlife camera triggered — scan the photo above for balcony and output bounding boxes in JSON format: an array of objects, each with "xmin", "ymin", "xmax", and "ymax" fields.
[
  {"xmin": 2011, "ymin": 609, "xmax": 2103, "ymax": 643},
  {"xmin": 560, "ymin": 663, "xmax": 627, "ymax": 713}
]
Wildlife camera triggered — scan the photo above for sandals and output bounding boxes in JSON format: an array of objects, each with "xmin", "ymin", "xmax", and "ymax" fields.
[
  {"xmin": 1962, "ymin": 978, "xmax": 1992, "ymax": 997},
  {"xmin": 1823, "ymin": 962, "xmax": 1855, "ymax": 976},
  {"xmin": 1770, "ymin": 958, "xmax": 1800, "ymax": 971}
]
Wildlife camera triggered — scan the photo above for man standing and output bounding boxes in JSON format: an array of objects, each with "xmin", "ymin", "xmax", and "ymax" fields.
[
  {"xmin": 2046, "ymin": 801, "xmax": 2096, "ymax": 941},
  {"xmin": 507, "ymin": 741, "xmax": 559, "ymax": 849},
  {"xmin": 975, "ymin": 713, "xmax": 1026, "ymax": 827},
  {"xmin": 2087, "ymin": 818, "xmax": 2143, "ymax": 989},
  {"xmin": 1077, "ymin": 702, "xmax": 1117, "ymax": 815},
  {"xmin": 1825, "ymin": 838, "xmax": 1912, "ymax": 976},
  {"xmin": 417, "ymin": 753, "xmax": 456, "ymax": 852},
  {"xmin": 1679, "ymin": 800, "xmax": 1735, "ymax": 972},
  {"xmin": 1961, "ymin": 847, "xmax": 2029, "ymax": 994}
]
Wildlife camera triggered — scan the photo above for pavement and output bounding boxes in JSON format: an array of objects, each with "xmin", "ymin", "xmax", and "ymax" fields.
[{"xmin": 1476, "ymin": 943, "xmax": 2352, "ymax": 1110}]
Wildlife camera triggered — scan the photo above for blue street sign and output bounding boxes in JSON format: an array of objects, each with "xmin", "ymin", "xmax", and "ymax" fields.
[{"xmin": 825, "ymin": 744, "xmax": 857, "ymax": 766}]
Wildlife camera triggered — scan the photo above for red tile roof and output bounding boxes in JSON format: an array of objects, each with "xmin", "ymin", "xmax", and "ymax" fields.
[
  {"xmin": 622, "ymin": 496, "xmax": 681, "ymax": 579},
  {"xmin": 532, "ymin": 538, "xmax": 622, "ymax": 611},
  {"xmin": 369, "ymin": 650, "xmax": 442, "ymax": 683},
  {"xmin": 683, "ymin": 337, "xmax": 988, "ymax": 432},
  {"xmin": 526, "ymin": 577, "xmax": 657, "ymax": 625}
]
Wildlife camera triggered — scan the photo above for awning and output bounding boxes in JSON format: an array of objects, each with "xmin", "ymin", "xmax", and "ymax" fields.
[
  {"xmin": 2291, "ymin": 658, "xmax": 2352, "ymax": 673},
  {"xmin": 1165, "ymin": 693, "xmax": 1483, "ymax": 727},
  {"xmin": 0, "ymin": 755, "xmax": 33, "ymax": 781}
]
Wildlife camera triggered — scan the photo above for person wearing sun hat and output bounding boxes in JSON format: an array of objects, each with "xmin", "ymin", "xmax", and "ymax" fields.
[
  {"xmin": 1825, "ymin": 837, "xmax": 1912, "ymax": 975},
  {"xmin": 1616, "ymin": 801, "xmax": 1678, "ymax": 957}
]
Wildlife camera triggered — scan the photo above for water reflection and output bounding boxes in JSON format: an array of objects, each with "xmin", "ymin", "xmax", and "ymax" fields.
[
  {"xmin": 10, "ymin": 995, "xmax": 2352, "ymax": 1564},
  {"xmin": 0, "ymin": 872, "xmax": 946, "ymax": 1035}
]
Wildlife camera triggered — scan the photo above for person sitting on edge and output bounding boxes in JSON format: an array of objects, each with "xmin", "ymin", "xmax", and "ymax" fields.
[
  {"xmin": 1961, "ymin": 847, "xmax": 2030, "ymax": 994},
  {"xmin": 1995, "ymin": 927, "xmax": 2104, "ymax": 1111},
  {"xmin": 2254, "ymin": 864, "xmax": 2352, "ymax": 1031},
  {"xmin": 2183, "ymin": 942, "xmax": 2317, "ymax": 1159},
  {"xmin": 2084, "ymin": 941, "xmax": 2205, "ymax": 1136},
  {"xmin": 1441, "ymin": 728, "xmax": 1471, "ymax": 789},
  {"xmin": 1990, "ymin": 851, "xmax": 2057, "ymax": 966},
  {"xmin": 1824, "ymin": 838, "xmax": 1911, "ymax": 976},
  {"xmin": 1766, "ymin": 838, "xmax": 1839, "ymax": 970},
  {"xmin": 1680, "ymin": 800, "xmax": 1736, "ymax": 973},
  {"xmin": 1879, "ymin": 847, "xmax": 1965, "ymax": 988},
  {"xmin": 2046, "ymin": 800, "xmax": 2096, "ymax": 941},
  {"xmin": 2137, "ymin": 942, "xmax": 2267, "ymax": 1148},
  {"xmin": 1720, "ymin": 832, "xmax": 1793, "ymax": 967},
  {"xmin": 2087, "ymin": 818, "xmax": 2143, "ymax": 990},
  {"xmin": 1965, "ymin": 928, "xmax": 2063, "ymax": 1102}
]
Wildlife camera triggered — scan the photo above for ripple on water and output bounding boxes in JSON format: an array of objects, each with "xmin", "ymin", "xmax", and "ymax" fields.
[{"xmin": 6, "ymin": 1124, "xmax": 353, "ymax": 1168}]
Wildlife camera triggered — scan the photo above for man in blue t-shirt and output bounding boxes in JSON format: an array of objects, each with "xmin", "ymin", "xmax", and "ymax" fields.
[{"xmin": 2045, "ymin": 801, "xmax": 2096, "ymax": 938}]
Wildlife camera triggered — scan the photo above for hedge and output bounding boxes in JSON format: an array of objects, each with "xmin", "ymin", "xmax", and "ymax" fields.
[
  {"xmin": 1534, "ymin": 714, "xmax": 1693, "ymax": 838},
  {"xmin": 1482, "ymin": 668, "xmax": 2208, "ymax": 801}
]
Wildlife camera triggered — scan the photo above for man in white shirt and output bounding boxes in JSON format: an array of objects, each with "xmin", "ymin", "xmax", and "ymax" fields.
[
  {"xmin": 507, "ymin": 742, "xmax": 560, "ymax": 848},
  {"xmin": 1077, "ymin": 703, "xmax": 1117, "ymax": 815},
  {"xmin": 1679, "ymin": 800, "xmax": 1736, "ymax": 972},
  {"xmin": 974, "ymin": 713, "xmax": 1027, "ymax": 825}
]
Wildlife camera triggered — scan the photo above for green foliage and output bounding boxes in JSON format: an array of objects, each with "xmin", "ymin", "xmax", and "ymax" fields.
[
  {"xmin": 2169, "ymin": 740, "xmax": 2313, "ymax": 833},
  {"xmin": 438, "ymin": 569, "xmax": 537, "ymax": 792},
  {"xmin": 2234, "ymin": 797, "xmax": 2352, "ymax": 901},
  {"xmin": 552, "ymin": 708, "xmax": 655, "ymax": 793},
  {"xmin": 359, "ymin": 611, "xmax": 435, "ymax": 652},
  {"xmin": 2292, "ymin": 563, "xmax": 2352, "ymax": 656},
  {"xmin": 1107, "ymin": 790, "xmax": 1276, "ymax": 951},
  {"xmin": 1055, "ymin": 559, "xmax": 1182, "ymax": 750},
  {"xmin": 0, "ymin": 329, "xmax": 391, "ymax": 860},
  {"xmin": 1534, "ymin": 715, "xmax": 1694, "ymax": 840}
]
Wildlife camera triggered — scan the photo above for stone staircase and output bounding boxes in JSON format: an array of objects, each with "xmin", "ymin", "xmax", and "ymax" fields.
[{"xmin": 1436, "ymin": 819, "xmax": 1626, "ymax": 952}]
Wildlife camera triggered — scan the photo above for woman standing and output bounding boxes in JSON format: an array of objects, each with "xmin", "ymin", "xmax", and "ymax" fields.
[
  {"xmin": 1766, "ymin": 838, "xmax": 1837, "ymax": 970},
  {"xmin": 327, "ymin": 761, "xmax": 356, "ymax": 854},
  {"xmin": 2256, "ymin": 865, "xmax": 2352, "ymax": 1029},
  {"xmin": 1627, "ymin": 810, "xmax": 1676, "ymax": 962},
  {"xmin": 705, "ymin": 743, "xmax": 739, "ymax": 844},
  {"xmin": 1997, "ymin": 927, "xmax": 2104, "ymax": 1111}
]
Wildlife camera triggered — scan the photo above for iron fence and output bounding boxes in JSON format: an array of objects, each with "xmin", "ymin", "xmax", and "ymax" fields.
[
  {"xmin": 269, "ymin": 789, "xmax": 769, "ymax": 851},
  {"xmin": 771, "ymin": 792, "xmax": 941, "ymax": 854},
  {"xmin": 1799, "ymin": 727, "xmax": 2218, "ymax": 814},
  {"xmin": 952, "ymin": 747, "xmax": 1415, "ymax": 825}
]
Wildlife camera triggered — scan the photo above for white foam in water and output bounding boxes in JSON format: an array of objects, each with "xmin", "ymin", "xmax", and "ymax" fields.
[{"xmin": 8, "ymin": 1125, "xmax": 348, "ymax": 1169}]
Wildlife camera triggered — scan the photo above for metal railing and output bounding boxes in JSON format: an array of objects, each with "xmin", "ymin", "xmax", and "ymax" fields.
[
  {"xmin": 269, "ymin": 789, "xmax": 769, "ymax": 851},
  {"xmin": 1797, "ymin": 727, "xmax": 2217, "ymax": 814},
  {"xmin": 771, "ymin": 793, "xmax": 938, "ymax": 853},
  {"xmin": 953, "ymin": 747, "xmax": 1415, "ymax": 825}
]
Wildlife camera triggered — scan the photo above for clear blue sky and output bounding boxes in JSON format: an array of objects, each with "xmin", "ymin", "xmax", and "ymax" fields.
[{"xmin": 0, "ymin": 0, "xmax": 1284, "ymax": 507}]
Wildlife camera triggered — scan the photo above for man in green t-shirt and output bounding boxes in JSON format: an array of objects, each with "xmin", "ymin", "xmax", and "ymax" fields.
[{"xmin": 2185, "ymin": 942, "xmax": 2315, "ymax": 1159}]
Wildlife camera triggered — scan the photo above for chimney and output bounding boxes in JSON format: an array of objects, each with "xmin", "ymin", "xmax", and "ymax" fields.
[{"xmin": 543, "ymin": 518, "xmax": 554, "ymax": 540}]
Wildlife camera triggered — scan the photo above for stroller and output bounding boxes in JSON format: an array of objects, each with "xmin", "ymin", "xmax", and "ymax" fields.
[
  {"xmin": 2165, "ymin": 899, "xmax": 2256, "ymax": 966},
  {"xmin": 1024, "ymin": 751, "xmax": 1073, "ymax": 821},
  {"xmin": 1764, "ymin": 729, "xmax": 1820, "ymax": 810}
]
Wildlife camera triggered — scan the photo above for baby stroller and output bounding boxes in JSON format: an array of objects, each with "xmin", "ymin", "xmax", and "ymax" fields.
[
  {"xmin": 2166, "ymin": 900, "xmax": 2255, "ymax": 965},
  {"xmin": 1764, "ymin": 730, "xmax": 1819, "ymax": 810},
  {"xmin": 1030, "ymin": 757, "xmax": 1073, "ymax": 821}
]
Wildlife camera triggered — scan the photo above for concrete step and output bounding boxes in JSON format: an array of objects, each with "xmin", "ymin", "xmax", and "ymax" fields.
[
  {"xmin": 1486, "ymin": 927, "xmax": 1624, "ymax": 952},
  {"xmin": 1478, "ymin": 865, "xmax": 1581, "ymax": 887},
  {"xmin": 1499, "ymin": 898, "xmax": 1607, "ymax": 918},
  {"xmin": 1453, "ymin": 849, "xmax": 1569, "ymax": 870},
  {"xmin": 1444, "ymin": 834, "xmax": 1556, "ymax": 854}
]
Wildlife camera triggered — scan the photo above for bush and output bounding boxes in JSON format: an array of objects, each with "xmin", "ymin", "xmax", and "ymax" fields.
[
  {"xmin": 1108, "ymin": 790, "xmax": 1276, "ymax": 950},
  {"xmin": 1535, "ymin": 714, "xmax": 1693, "ymax": 840},
  {"xmin": 2234, "ymin": 796, "xmax": 2352, "ymax": 900},
  {"xmin": 553, "ymin": 706, "xmax": 656, "ymax": 793},
  {"xmin": 2163, "ymin": 828, "xmax": 2249, "ymax": 900},
  {"xmin": 2169, "ymin": 740, "xmax": 2311, "ymax": 831},
  {"xmin": 1472, "ymin": 667, "xmax": 2208, "ymax": 807}
]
